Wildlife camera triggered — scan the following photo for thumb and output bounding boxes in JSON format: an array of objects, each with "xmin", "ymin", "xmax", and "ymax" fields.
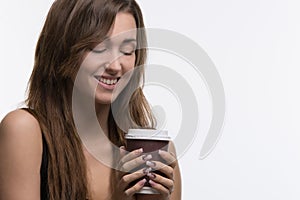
[{"xmin": 119, "ymin": 146, "xmax": 127, "ymax": 157}]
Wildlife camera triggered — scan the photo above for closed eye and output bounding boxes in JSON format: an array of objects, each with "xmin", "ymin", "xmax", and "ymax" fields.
[
  {"xmin": 91, "ymin": 48, "xmax": 107, "ymax": 54},
  {"xmin": 120, "ymin": 44, "xmax": 136, "ymax": 56},
  {"xmin": 121, "ymin": 50, "xmax": 135, "ymax": 56}
]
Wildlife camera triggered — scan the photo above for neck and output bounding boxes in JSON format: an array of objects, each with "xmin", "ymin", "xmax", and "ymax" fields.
[
  {"xmin": 71, "ymin": 87, "xmax": 114, "ymax": 166},
  {"xmin": 95, "ymin": 103, "xmax": 111, "ymax": 134},
  {"xmin": 72, "ymin": 89, "xmax": 110, "ymax": 137}
]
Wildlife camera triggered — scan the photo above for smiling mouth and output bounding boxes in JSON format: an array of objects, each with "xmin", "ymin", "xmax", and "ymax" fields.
[{"xmin": 94, "ymin": 76, "xmax": 120, "ymax": 85}]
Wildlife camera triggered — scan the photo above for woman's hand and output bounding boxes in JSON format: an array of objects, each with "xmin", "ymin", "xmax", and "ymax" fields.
[
  {"xmin": 146, "ymin": 150, "xmax": 176, "ymax": 199},
  {"xmin": 112, "ymin": 146, "xmax": 152, "ymax": 200}
]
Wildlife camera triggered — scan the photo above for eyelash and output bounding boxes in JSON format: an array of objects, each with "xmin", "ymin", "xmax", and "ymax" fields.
[
  {"xmin": 91, "ymin": 49, "xmax": 135, "ymax": 56},
  {"xmin": 91, "ymin": 49, "xmax": 106, "ymax": 53},
  {"xmin": 121, "ymin": 50, "xmax": 135, "ymax": 56}
]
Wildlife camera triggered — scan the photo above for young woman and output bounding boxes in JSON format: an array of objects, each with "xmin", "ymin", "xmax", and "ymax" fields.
[{"xmin": 0, "ymin": 0, "xmax": 181, "ymax": 199}]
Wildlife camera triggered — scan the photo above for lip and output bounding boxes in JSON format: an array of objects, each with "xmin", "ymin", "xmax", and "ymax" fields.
[{"xmin": 94, "ymin": 75, "xmax": 120, "ymax": 90}]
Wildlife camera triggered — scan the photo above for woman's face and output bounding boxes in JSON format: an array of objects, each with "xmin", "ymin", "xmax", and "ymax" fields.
[{"xmin": 75, "ymin": 12, "xmax": 137, "ymax": 104}]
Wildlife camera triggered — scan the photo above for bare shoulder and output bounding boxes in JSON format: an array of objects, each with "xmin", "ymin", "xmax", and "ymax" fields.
[
  {"xmin": 0, "ymin": 109, "xmax": 41, "ymax": 135},
  {"xmin": 0, "ymin": 109, "xmax": 42, "ymax": 199},
  {"xmin": 0, "ymin": 108, "xmax": 43, "ymax": 163}
]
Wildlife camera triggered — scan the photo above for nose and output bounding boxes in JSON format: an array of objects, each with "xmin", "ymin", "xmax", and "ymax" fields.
[{"xmin": 105, "ymin": 57, "xmax": 122, "ymax": 75}]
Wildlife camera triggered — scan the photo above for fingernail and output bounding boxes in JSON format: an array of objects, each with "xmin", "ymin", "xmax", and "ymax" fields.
[
  {"xmin": 149, "ymin": 180, "xmax": 156, "ymax": 186},
  {"xmin": 143, "ymin": 167, "xmax": 152, "ymax": 174},
  {"xmin": 139, "ymin": 178, "xmax": 147, "ymax": 186},
  {"xmin": 120, "ymin": 146, "xmax": 126, "ymax": 150},
  {"xmin": 147, "ymin": 173, "xmax": 156, "ymax": 179},
  {"xmin": 135, "ymin": 148, "xmax": 143, "ymax": 155},
  {"xmin": 142, "ymin": 154, "xmax": 152, "ymax": 161},
  {"xmin": 146, "ymin": 161, "xmax": 156, "ymax": 168},
  {"xmin": 158, "ymin": 150, "xmax": 166, "ymax": 154}
]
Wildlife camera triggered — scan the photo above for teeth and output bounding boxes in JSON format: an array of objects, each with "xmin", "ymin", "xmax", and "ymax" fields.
[{"xmin": 98, "ymin": 77, "xmax": 118, "ymax": 85}]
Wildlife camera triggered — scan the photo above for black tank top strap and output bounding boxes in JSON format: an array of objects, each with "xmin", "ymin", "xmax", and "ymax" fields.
[
  {"xmin": 40, "ymin": 132, "xmax": 49, "ymax": 199},
  {"xmin": 20, "ymin": 108, "xmax": 49, "ymax": 199}
]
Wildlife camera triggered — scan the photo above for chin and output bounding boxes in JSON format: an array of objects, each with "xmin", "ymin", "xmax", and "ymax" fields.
[{"xmin": 94, "ymin": 92, "xmax": 117, "ymax": 105}]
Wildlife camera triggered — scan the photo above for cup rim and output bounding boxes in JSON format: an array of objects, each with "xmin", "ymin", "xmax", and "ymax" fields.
[{"xmin": 125, "ymin": 129, "xmax": 171, "ymax": 141}]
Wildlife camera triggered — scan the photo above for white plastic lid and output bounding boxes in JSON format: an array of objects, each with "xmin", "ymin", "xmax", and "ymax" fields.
[
  {"xmin": 136, "ymin": 186, "xmax": 159, "ymax": 194},
  {"xmin": 125, "ymin": 129, "xmax": 171, "ymax": 141}
]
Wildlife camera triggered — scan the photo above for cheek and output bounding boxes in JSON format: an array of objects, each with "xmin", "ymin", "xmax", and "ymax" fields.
[
  {"xmin": 122, "ymin": 55, "xmax": 136, "ymax": 73},
  {"xmin": 80, "ymin": 53, "xmax": 99, "ymax": 73},
  {"xmin": 73, "ymin": 53, "xmax": 103, "ymax": 93}
]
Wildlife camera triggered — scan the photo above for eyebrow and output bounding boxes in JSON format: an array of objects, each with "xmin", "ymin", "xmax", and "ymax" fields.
[
  {"xmin": 103, "ymin": 37, "xmax": 137, "ymax": 43},
  {"xmin": 122, "ymin": 38, "xmax": 137, "ymax": 43}
]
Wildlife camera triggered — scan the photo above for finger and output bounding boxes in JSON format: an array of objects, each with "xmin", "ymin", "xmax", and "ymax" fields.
[
  {"xmin": 120, "ymin": 148, "xmax": 143, "ymax": 164},
  {"xmin": 118, "ymin": 148, "xmax": 143, "ymax": 171},
  {"xmin": 148, "ymin": 180, "xmax": 170, "ymax": 197},
  {"xmin": 119, "ymin": 146, "xmax": 127, "ymax": 157},
  {"xmin": 124, "ymin": 178, "xmax": 147, "ymax": 197},
  {"xmin": 158, "ymin": 150, "xmax": 177, "ymax": 168},
  {"xmin": 147, "ymin": 172, "xmax": 174, "ymax": 191},
  {"xmin": 145, "ymin": 160, "xmax": 173, "ymax": 180},
  {"xmin": 121, "ymin": 154, "xmax": 152, "ymax": 172},
  {"xmin": 119, "ymin": 168, "xmax": 147, "ymax": 191}
]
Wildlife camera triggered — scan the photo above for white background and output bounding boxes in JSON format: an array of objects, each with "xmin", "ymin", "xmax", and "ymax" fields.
[{"xmin": 1, "ymin": 0, "xmax": 300, "ymax": 199}]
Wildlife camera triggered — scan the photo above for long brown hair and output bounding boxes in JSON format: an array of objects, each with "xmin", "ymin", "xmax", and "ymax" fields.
[{"xmin": 26, "ymin": 0, "xmax": 154, "ymax": 199}]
